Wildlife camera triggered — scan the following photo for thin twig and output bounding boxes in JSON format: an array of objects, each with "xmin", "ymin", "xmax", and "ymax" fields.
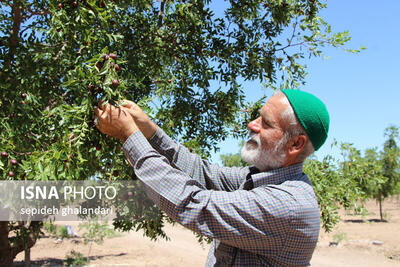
[{"xmin": 22, "ymin": 8, "xmax": 51, "ymax": 19}]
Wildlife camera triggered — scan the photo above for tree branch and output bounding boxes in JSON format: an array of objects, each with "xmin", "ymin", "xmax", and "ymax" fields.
[
  {"xmin": 6, "ymin": 0, "xmax": 22, "ymax": 65},
  {"xmin": 10, "ymin": 222, "xmax": 42, "ymax": 260},
  {"xmin": 22, "ymin": 8, "xmax": 51, "ymax": 19},
  {"xmin": 54, "ymin": 41, "xmax": 68, "ymax": 60},
  {"xmin": 0, "ymin": 0, "xmax": 13, "ymax": 8},
  {"xmin": 158, "ymin": 0, "xmax": 166, "ymax": 29}
]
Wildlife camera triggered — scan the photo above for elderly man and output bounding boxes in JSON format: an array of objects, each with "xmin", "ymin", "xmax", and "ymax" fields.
[{"xmin": 95, "ymin": 89, "xmax": 329, "ymax": 266}]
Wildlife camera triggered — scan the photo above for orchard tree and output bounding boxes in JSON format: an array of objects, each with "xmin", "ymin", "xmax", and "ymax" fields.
[
  {"xmin": 376, "ymin": 125, "xmax": 400, "ymax": 221},
  {"xmin": 337, "ymin": 143, "xmax": 384, "ymax": 220},
  {"xmin": 339, "ymin": 144, "xmax": 384, "ymax": 214},
  {"xmin": 339, "ymin": 126, "xmax": 400, "ymax": 222},
  {"xmin": 0, "ymin": 0, "xmax": 360, "ymax": 265}
]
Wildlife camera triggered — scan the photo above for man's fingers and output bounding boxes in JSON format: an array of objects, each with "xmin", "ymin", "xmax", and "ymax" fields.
[
  {"xmin": 120, "ymin": 99, "xmax": 137, "ymax": 109},
  {"xmin": 97, "ymin": 100, "xmax": 106, "ymax": 110},
  {"xmin": 121, "ymin": 107, "xmax": 136, "ymax": 120},
  {"xmin": 94, "ymin": 108, "xmax": 103, "ymax": 130},
  {"xmin": 94, "ymin": 107, "xmax": 101, "ymax": 118},
  {"xmin": 96, "ymin": 102, "xmax": 133, "ymax": 124},
  {"xmin": 94, "ymin": 107, "xmax": 107, "ymax": 120},
  {"xmin": 122, "ymin": 106, "xmax": 136, "ymax": 118},
  {"xmin": 119, "ymin": 101, "xmax": 146, "ymax": 121}
]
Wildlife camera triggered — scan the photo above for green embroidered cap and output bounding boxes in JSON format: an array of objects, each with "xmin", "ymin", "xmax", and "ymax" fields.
[{"xmin": 282, "ymin": 89, "xmax": 330, "ymax": 151}]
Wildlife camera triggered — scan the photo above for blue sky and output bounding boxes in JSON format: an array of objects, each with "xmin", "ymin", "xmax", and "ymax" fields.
[{"xmin": 209, "ymin": 0, "xmax": 400, "ymax": 163}]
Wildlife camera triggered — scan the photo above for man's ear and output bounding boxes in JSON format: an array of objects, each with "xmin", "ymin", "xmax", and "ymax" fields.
[{"xmin": 287, "ymin": 135, "xmax": 307, "ymax": 157}]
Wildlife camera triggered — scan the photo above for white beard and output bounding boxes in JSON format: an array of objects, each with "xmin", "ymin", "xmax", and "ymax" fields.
[{"xmin": 241, "ymin": 132, "xmax": 286, "ymax": 171}]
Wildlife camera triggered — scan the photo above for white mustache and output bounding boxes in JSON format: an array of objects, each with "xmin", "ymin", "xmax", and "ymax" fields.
[{"xmin": 248, "ymin": 131, "xmax": 261, "ymax": 148}]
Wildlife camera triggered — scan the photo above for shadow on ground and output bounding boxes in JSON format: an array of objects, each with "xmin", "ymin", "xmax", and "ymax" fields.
[
  {"xmin": 344, "ymin": 219, "xmax": 388, "ymax": 223},
  {"xmin": 13, "ymin": 252, "xmax": 127, "ymax": 267}
]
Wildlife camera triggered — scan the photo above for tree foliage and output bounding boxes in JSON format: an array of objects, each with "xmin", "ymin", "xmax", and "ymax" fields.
[
  {"xmin": 380, "ymin": 126, "xmax": 400, "ymax": 199},
  {"xmin": 339, "ymin": 125, "xmax": 400, "ymax": 221},
  {"xmin": 0, "ymin": 0, "xmax": 359, "ymax": 264}
]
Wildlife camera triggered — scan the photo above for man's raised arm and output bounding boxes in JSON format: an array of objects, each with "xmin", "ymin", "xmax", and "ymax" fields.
[{"xmin": 121, "ymin": 100, "xmax": 248, "ymax": 191}]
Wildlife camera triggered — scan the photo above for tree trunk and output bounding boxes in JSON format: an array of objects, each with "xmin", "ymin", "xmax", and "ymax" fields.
[
  {"xmin": 24, "ymin": 245, "xmax": 30, "ymax": 267},
  {"xmin": 379, "ymin": 198, "xmax": 383, "ymax": 221},
  {"xmin": 0, "ymin": 222, "xmax": 13, "ymax": 267},
  {"xmin": 0, "ymin": 221, "xmax": 41, "ymax": 267}
]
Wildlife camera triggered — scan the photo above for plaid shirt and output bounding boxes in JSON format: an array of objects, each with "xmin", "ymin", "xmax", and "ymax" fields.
[{"xmin": 123, "ymin": 129, "xmax": 320, "ymax": 267}]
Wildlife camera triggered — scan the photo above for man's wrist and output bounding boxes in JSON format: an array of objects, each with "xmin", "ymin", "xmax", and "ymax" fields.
[
  {"xmin": 120, "ymin": 127, "xmax": 139, "ymax": 143},
  {"xmin": 143, "ymin": 122, "xmax": 158, "ymax": 140}
]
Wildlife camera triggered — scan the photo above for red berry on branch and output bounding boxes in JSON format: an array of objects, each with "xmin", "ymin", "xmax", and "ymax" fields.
[
  {"xmin": 109, "ymin": 53, "xmax": 117, "ymax": 60},
  {"xmin": 1, "ymin": 152, "xmax": 7, "ymax": 158},
  {"xmin": 110, "ymin": 20, "xmax": 115, "ymax": 26},
  {"xmin": 114, "ymin": 64, "xmax": 121, "ymax": 72},
  {"xmin": 112, "ymin": 79, "xmax": 119, "ymax": 87},
  {"xmin": 100, "ymin": 1, "xmax": 105, "ymax": 8},
  {"xmin": 113, "ymin": 170, "xmax": 119, "ymax": 177},
  {"xmin": 96, "ymin": 62, "xmax": 103, "ymax": 71},
  {"xmin": 128, "ymin": 191, "xmax": 134, "ymax": 198},
  {"xmin": 21, "ymin": 93, "xmax": 27, "ymax": 99},
  {"xmin": 8, "ymin": 171, "xmax": 14, "ymax": 178},
  {"xmin": 10, "ymin": 159, "xmax": 17, "ymax": 165},
  {"xmin": 9, "ymin": 113, "xmax": 14, "ymax": 119},
  {"xmin": 72, "ymin": 1, "xmax": 78, "ymax": 8},
  {"xmin": 58, "ymin": 3, "xmax": 63, "ymax": 9},
  {"xmin": 21, "ymin": 101, "xmax": 26, "ymax": 105},
  {"xmin": 96, "ymin": 144, "xmax": 102, "ymax": 151},
  {"xmin": 104, "ymin": 54, "xmax": 110, "ymax": 61}
]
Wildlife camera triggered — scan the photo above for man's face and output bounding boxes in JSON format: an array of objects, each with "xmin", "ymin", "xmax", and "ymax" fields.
[{"xmin": 241, "ymin": 94, "xmax": 288, "ymax": 171}]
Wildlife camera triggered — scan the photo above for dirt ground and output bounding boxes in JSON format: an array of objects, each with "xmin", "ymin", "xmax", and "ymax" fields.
[{"xmin": 14, "ymin": 198, "xmax": 400, "ymax": 267}]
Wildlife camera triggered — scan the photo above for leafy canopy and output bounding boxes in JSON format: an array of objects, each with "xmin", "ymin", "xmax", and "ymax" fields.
[{"xmin": 0, "ymin": 0, "xmax": 360, "ymax": 238}]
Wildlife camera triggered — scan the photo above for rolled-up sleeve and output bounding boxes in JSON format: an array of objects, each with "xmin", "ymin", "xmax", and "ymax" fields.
[{"xmin": 123, "ymin": 131, "xmax": 292, "ymax": 255}]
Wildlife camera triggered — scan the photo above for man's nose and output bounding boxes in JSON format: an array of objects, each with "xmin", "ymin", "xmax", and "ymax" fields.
[{"xmin": 248, "ymin": 117, "xmax": 261, "ymax": 133}]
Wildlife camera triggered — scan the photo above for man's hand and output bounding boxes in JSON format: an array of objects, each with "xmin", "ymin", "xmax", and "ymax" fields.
[
  {"xmin": 120, "ymin": 100, "xmax": 158, "ymax": 139},
  {"xmin": 94, "ymin": 102, "xmax": 139, "ymax": 142}
]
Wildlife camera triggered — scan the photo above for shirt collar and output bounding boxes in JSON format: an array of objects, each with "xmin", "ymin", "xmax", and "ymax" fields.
[{"xmin": 250, "ymin": 162, "xmax": 304, "ymax": 188}]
